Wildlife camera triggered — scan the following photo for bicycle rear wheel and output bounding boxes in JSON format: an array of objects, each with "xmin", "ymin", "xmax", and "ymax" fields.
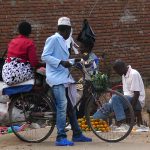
[
  {"xmin": 9, "ymin": 93, "xmax": 56, "ymax": 143},
  {"xmin": 85, "ymin": 89, "xmax": 134, "ymax": 142}
]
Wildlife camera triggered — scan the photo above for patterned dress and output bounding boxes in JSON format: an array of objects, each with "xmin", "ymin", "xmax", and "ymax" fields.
[{"xmin": 2, "ymin": 57, "xmax": 33, "ymax": 85}]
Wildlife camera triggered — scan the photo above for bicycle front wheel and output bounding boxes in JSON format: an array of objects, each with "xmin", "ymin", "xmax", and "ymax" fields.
[
  {"xmin": 9, "ymin": 93, "xmax": 56, "ymax": 143},
  {"xmin": 85, "ymin": 89, "xmax": 134, "ymax": 142}
]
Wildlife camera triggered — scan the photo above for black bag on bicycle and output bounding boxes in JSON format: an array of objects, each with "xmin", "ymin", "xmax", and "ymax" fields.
[{"xmin": 0, "ymin": 50, "xmax": 7, "ymax": 81}]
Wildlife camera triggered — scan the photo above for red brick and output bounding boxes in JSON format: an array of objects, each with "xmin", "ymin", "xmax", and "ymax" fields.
[{"xmin": 0, "ymin": 0, "xmax": 149, "ymax": 79}]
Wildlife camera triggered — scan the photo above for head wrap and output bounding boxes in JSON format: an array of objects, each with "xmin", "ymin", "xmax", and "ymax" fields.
[{"xmin": 77, "ymin": 19, "xmax": 95, "ymax": 44}]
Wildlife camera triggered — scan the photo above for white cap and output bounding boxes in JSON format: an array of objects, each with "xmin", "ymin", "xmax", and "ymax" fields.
[{"xmin": 58, "ymin": 17, "xmax": 71, "ymax": 26}]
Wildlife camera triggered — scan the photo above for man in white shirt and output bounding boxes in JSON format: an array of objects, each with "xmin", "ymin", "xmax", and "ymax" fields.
[
  {"xmin": 93, "ymin": 59, "xmax": 145, "ymax": 125},
  {"xmin": 113, "ymin": 59, "xmax": 145, "ymax": 110}
]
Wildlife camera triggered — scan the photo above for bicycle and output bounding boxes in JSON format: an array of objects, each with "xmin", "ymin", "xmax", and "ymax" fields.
[
  {"xmin": 3, "ymin": 81, "xmax": 55, "ymax": 143},
  {"xmin": 4, "ymin": 60, "xmax": 134, "ymax": 143},
  {"xmin": 69, "ymin": 61, "xmax": 135, "ymax": 142}
]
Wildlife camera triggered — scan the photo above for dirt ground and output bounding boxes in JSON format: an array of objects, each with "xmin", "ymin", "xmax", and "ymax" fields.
[
  {"xmin": 0, "ymin": 129, "xmax": 150, "ymax": 150},
  {"xmin": 0, "ymin": 83, "xmax": 150, "ymax": 150}
]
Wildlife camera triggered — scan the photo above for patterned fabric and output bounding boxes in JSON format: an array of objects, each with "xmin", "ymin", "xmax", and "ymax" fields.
[
  {"xmin": 84, "ymin": 52, "xmax": 99, "ymax": 75},
  {"xmin": 2, "ymin": 57, "xmax": 33, "ymax": 85},
  {"xmin": 83, "ymin": 52, "xmax": 99, "ymax": 80}
]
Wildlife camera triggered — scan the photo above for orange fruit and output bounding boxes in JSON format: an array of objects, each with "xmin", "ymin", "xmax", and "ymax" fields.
[
  {"xmin": 98, "ymin": 120, "xmax": 102, "ymax": 124},
  {"xmin": 91, "ymin": 122, "xmax": 95, "ymax": 125},
  {"xmin": 85, "ymin": 124, "xmax": 88, "ymax": 128},
  {"xmin": 100, "ymin": 125, "xmax": 104, "ymax": 128},
  {"xmin": 107, "ymin": 127, "xmax": 111, "ymax": 131},
  {"xmin": 105, "ymin": 128, "xmax": 109, "ymax": 132},
  {"xmin": 90, "ymin": 119, "xmax": 94, "ymax": 122},
  {"xmin": 101, "ymin": 128, "xmax": 106, "ymax": 132},
  {"xmin": 94, "ymin": 122, "xmax": 99, "ymax": 125},
  {"xmin": 96, "ymin": 125, "xmax": 100, "ymax": 128},
  {"xmin": 81, "ymin": 120, "xmax": 86, "ymax": 124},
  {"xmin": 102, "ymin": 120, "xmax": 106, "ymax": 124},
  {"xmin": 81, "ymin": 125, "xmax": 85, "ymax": 128},
  {"xmin": 85, "ymin": 128, "xmax": 89, "ymax": 131},
  {"xmin": 78, "ymin": 118, "xmax": 82, "ymax": 122},
  {"xmin": 103, "ymin": 124, "xmax": 108, "ymax": 128}
]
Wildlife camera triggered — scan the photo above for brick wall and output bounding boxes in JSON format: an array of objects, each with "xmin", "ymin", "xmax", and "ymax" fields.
[{"xmin": 0, "ymin": 0, "xmax": 150, "ymax": 79}]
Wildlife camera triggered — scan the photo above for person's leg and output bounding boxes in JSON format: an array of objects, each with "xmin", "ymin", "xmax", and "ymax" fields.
[
  {"xmin": 124, "ymin": 96, "xmax": 142, "ymax": 111},
  {"xmin": 77, "ymin": 81, "xmax": 90, "ymax": 118},
  {"xmin": 124, "ymin": 96, "xmax": 142, "ymax": 125},
  {"xmin": 111, "ymin": 95, "xmax": 128, "ymax": 122},
  {"xmin": 66, "ymin": 88, "xmax": 92, "ymax": 142},
  {"xmin": 66, "ymin": 92, "xmax": 82, "ymax": 136},
  {"xmin": 111, "ymin": 95, "xmax": 141, "ymax": 123},
  {"xmin": 52, "ymin": 85, "xmax": 74, "ymax": 146},
  {"xmin": 93, "ymin": 95, "xmax": 130, "ymax": 122},
  {"xmin": 93, "ymin": 102, "xmax": 113, "ymax": 120},
  {"xmin": 77, "ymin": 96, "xmax": 86, "ymax": 118},
  {"xmin": 93, "ymin": 95, "xmax": 142, "ymax": 124}
]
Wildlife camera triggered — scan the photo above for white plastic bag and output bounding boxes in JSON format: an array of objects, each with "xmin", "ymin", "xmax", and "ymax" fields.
[
  {"xmin": 0, "ymin": 95, "xmax": 10, "ymax": 103},
  {"xmin": 11, "ymin": 107, "xmax": 25, "ymax": 122},
  {"xmin": 0, "ymin": 102, "xmax": 9, "ymax": 121},
  {"xmin": 0, "ymin": 104, "xmax": 25, "ymax": 124}
]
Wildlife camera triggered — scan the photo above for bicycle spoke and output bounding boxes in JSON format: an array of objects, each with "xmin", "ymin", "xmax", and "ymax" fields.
[
  {"xmin": 85, "ymin": 89, "xmax": 134, "ymax": 142},
  {"xmin": 9, "ymin": 93, "xmax": 55, "ymax": 143}
]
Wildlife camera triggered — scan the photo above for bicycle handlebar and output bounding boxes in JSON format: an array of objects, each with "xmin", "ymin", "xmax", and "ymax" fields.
[{"xmin": 67, "ymin": 60, "xmax": 92, "ymax": 79}]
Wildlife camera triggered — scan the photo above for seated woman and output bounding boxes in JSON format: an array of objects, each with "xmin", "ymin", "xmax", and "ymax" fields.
[{"xmin": 2, "ymin": 21, "xmax": 39, "ymax": 85}]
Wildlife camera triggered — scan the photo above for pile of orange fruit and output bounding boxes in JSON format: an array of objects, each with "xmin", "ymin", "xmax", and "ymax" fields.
[{"xmin": 78, "ymin": 116, "xmax": 111, "ymax": 132}]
